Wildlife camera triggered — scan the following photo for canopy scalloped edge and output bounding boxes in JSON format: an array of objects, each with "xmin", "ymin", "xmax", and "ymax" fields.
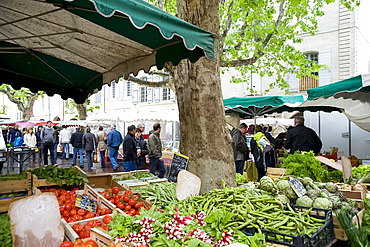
[{"xmin": 87, "ymin": 0, "xmax": 215, "ymax": 61}]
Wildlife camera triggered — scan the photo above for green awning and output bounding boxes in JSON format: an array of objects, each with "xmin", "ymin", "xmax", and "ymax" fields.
[
  {"xmin": 0, "ymin": 0, "xmax": 216, "ymax": 103},
  {"xmin": 307, "ymin": 74, "xmax": 370, "ymax": 101},
  {"xmin": 224, "ymin": 95, "xmax": 305, "ymax": 118}
]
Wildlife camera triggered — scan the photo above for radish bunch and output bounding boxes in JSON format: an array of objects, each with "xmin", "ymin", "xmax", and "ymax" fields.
[
  {"xmin": 163, "ymin": 207, "xmax": 193, "ymax": 240},
  {"xmin": 115, "ymin": 217, "xmax": 155, "ymax": 246}
]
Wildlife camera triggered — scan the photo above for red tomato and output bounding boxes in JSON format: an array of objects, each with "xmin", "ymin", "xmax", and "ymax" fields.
[
  {"xmin": 63, "ymin": 210, "xmax": 70, "ymax": 217},
  {"xmin": 117, "ymin": 202, "xmax": 125, "ymax": 210},
  {"xmin": 83, "ymin": 223, "xmax": 92, "ymax": 230},
  {"xmin": 100, "ymin": 208, "xmax": 107, "ymax": 215},
  {"xmin": 79, "ymin": 229, "xmax": 90, "ymax": 239},
  {"xmin": 73, "ymin": 239, "xmax": 83, "ymax": 245},
  {"xmin": 59, "ymin": 207, "xmax": 65, "ymax": 214},
  {"xmin": 130, "ymin": 209, "xmax": 136, "ymax": 215},
  {"xmin": 124, "ymin": 205, "xmax": 131, "ymax": 211},
  {"xmin": 123, "ymin": 196, "xmax": 129, "ymax": 203},
  {"xmin": 78, "ymin": 208, "xmax": 86, "ymax": 216},
  {"xmin": 132, "ymin": 195, "xmax": 139, "ymax": 201},
  {"xmin": 60, "ymin": 240, "xmax": 73, "ymax": 247},
  {"xmin": 103, "ymin": 215, "xmax": 112, "ymax": 224},
  {"xmin": 65, "ymin": 203, "xmax": 72, "ymax": 211},
  {"xmin": 105, "ymin": 209, "xmax": 112, "ymax": 214},
  {"xmin": 134, "ymin": 202, "xmax": 140, "ymax": 209},
  {"xmin": 112, "ymin": 187, "xmax": 119, "ymax": 195},
  {"xmin": 85, "ymin": 212, "xmax": 95, "ymax": 219},
  {"xmin": 72, "ymin": 223, "xmax": 83, "ymax": 234},
  {"xmin": 128, "ymin": 199, "xmax": 136, "ymax": 206},
  {"xmin": 104, "ymin": 193, "xmax": 111, "ymax": 200},
  {"xmin": 109, "ymin": 199, "xmax": 115, "ymax": 204},
  {"xmin": 70, "ymin": 209, "xmax": 77, "ymax": 216},
  {"xmin": 125, "ymin": 190, "xmax": 133, "ymax": 197},
  {"xmin": 85, "ymin": 240, "xmax": 98, "ymax": 247}
]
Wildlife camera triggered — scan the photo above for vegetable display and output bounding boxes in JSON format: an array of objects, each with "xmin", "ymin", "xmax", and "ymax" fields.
[
  {"xmin": 352, "ymin": 165, "xmax": 370, "ymax": 183},
  {"xmin": 281, "ymin": 151, "xmax": 343, "ymax": 182},
  {"xmin": 60, "ymin": 239, "xmax": 98, "ymax": 247},
  {"xmin": 70, "ymin": 215, "xmax": 113, "ymax": 239},
  {"xmin": 235, "ymin": 173, "xmax": 246, "ymax": 184},
  {"xmin": 30, "ymin": 166, "xmax": 89, "ymax": 186},
  {"xmin": 135, "ymin": 182, "xmax": 178, "ymax": 207},
  {"xmin": 0, "ymin": 213, "xmax": 12, "ymax": 247}
]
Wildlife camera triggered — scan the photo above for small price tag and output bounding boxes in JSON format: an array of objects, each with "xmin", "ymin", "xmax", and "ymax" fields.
[
  {"xmin": 289, "ymin": 177, "xmax": 307, "ymax": 197},
  {"xmin": 75, "ymin": 194, "xmax": 97, "ymax": 213}
]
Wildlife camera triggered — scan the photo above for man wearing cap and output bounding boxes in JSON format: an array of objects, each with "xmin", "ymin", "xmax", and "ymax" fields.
[{"xmin": 107, "ymin": 124, "xmax": 123, "ymax": 172}]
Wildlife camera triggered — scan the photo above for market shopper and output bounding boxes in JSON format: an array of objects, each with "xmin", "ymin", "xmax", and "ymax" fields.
[
  {"xmin": 96, "ymin": 126, "xmax": 108, "ymax": 168},
  {"xmin": 35, "ymin": 125, "xmax": 44, "ymax": 167},
  {"xmin": 41, "ymin": 121, "xmax": 56, "ymax": 166},
  {"xmin": 148, "ymin": 123, "xmax": 166, "ymax": 178},
  {"xmin": 70, "ymin": 127, "xmax": 84, "ymax": 168},
  {"xmin": 231, "ymin": 123, "xmax": 249, "ymax": 175},
  {"xmin": 82, "ymin": 127, "xmax": 96, "ymax": 172},
  {"xmin": 59, "ymin": 125, "xmax": 71, "ymax": 160},
  {"xmin": 284, "ymin": 116, "xmax": 322, "ymax": 155},
  {"xmin": 8, "ymin": 124, "xmax": 21, "ymax": 146},
  {"xmin": 122, "ymin": 125, "xmax": 138, "ymax": 172},
  {"xmin": 107, "ymin": 124, "xmax": 123, "ymax": 172},
  {"xmin": 138, "ymin": 123, "xmax": 145, "ymax": 140},
  {"xmin": 53, "ymin": 125, "xmax": 60, "ymax": 160},
  {"xmin": 251, "ymin": 125, "xmax": 278, "ymax": 181},
  {"xmin": 135, "ymin": 128, "xmax": 149, "ymax": 170},
  {"xmin": 23, "ymin": 127, "xmax": 37, "ymax": 168}
]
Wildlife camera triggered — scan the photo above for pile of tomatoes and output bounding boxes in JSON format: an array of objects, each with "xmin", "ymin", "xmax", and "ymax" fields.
[
  {"xmin": 71, "ymin": 215, "xmax": 112, "ymax": 239},
  {"xmin": 101, "ymin": 188, "xmax": 148, "ymax": 216},
  {"xmin": 44, "ymin": 187, "xmax": 112, "ymax": 223},
  {"xmin": 60, "ymin": 239, "xmax": 97, "ymax": 247}
]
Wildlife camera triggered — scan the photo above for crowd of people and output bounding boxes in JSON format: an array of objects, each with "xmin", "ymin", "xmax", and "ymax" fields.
[
  {"xmin": 232, "ymin": 116, "xmax": 323, "ymax": 181},
  {"xmin": 3, "ymin": 122, "xmax": 167, "ymax": 177}
]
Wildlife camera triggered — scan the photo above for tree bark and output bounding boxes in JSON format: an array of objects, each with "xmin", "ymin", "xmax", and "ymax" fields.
[
  {"xmin": 23, "ymin": 94, "xmax": 38, "ymax": 120},
  {"xmin": 76, "ymin": 101, "xmax": 87, "ymax": 120},
  {"xmin": 173, "ymin": 0, "xmax": 236, "ymax": 193}
]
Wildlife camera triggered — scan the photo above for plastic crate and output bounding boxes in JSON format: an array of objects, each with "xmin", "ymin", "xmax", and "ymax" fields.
[{"xmin": 243, "ymin": 205, "xmax": 335, "ymax": 247}]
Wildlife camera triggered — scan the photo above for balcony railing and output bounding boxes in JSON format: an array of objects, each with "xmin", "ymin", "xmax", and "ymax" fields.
[{"xmin": 299, "ymin": 76, "xmax": 319, "ymax": 91}]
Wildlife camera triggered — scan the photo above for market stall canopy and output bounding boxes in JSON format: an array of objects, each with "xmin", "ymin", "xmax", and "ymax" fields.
[
  {"xmin": 0, "ymin": 0, "xmax": 216, "ymax": 103},
  {"xmin": 224, "ymin": 95, "xmax": 305, "ymax": 119},
  {"xmin": 300, "ymin": 74, "xmax": 370, "ymax": 132}
]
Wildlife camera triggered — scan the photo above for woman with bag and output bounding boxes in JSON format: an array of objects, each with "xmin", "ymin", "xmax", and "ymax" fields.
[
  {"xmin": 251, "ymin": 125, "xmax": 278, "ymax": 181},
  {"xmin": 96, "ymin": 126, "xmax": 107, "ymax": 168}
]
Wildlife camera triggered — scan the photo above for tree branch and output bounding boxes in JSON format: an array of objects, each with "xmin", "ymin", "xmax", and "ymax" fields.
[
  {"xmin": 234, "ymin": 19, "xmax": 249, "ymax": 51},
  {"xmin": 0, "ymin": 86, "xmax": 26, "ymax": 112},
  {"xmin": 127, "ymin": 75, "xmax": 175, "ymax": 91},
  {"xmin": 221, "ymin": 0, "xmax": 286, "ymax": 68},
  {"xmin": 220, "ymin": 1, "xmax": 234, "ymax": 53}
]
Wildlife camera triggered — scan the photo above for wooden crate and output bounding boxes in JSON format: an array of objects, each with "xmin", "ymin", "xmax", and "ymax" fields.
[
  {"xmin": 0, "ymin": 172, "xmax": 32, "ymax": 195},
  {"xmin": 0, "ymin": 173, "xmax": 32, "ymax": 212},
  {"xmin": 333, "ymin": 208, "xmax": 365, "ymax": 241},
  {"xmin": 148, "ymin": 178, "xmax": 168, "ymax": 184},
  {"xmin": 110, "ymin": 172, "xmax": 131, "ymax": 181},
  {"xmin": 63, "ymin": 214, "xmax": 114, "ymax": 244},
  {"xmin": 266, "ymin": 168, "xmax": 286, "ymax": 180},
  {"xmin": 32, "ymin": 166, "xmax": 83, "ymax": 188},
  {"xmin": 130, "ymin": 169, "xmax": 150, "ymax": 175},
  {"xmin": 87, "ymin": 173, "xmax": 127, "ymax": 192}
]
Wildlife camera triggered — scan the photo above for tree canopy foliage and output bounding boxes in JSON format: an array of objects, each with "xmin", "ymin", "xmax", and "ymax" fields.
[{"xmin": 149, "ymin": 0, "xmax": 360, "ymax": 93}]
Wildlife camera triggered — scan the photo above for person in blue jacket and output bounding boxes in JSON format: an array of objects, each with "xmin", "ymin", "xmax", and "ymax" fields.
[{"xmin": 107, "ymin": 124, "xmax": 123, "ymax": 172}]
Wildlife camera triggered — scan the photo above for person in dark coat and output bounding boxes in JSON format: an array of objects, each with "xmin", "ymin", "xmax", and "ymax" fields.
[
  {"xmin": 251, "ymin": 125, "xmax": 278, "ymax": 181},
  {"xmin": 70, "ymin": 127, "xmax": 84, "ymax": 168},
  {"xmin": 82, "ymin": 127, "xmax": 96, "ymax": 172},
  {"xmin": 284, "ymin": 116, "xmax": 322, "ymax": 155},
  {"xmin": 35, "ymin": 125, "xmax": 44, "ymax": 167},
  {"xmin": 231, "ymin": 123, "xmax": 249, "ymax": 175},
  {"xmin": 134, "ymin": 128, "xmax": 149, "ymax": 170},
  {"xmin": 122, "ymin": 125, "xmax": 138, "ymax": 172}
]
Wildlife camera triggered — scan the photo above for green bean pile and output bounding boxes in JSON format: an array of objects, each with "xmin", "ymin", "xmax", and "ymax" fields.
[
  {"xmin": 173, "ymin": 186, "xmax": 326, "ymax": 240},
  {"xmin": 135, "ymin": 182, "xmax": 178, "ymax": 207}
]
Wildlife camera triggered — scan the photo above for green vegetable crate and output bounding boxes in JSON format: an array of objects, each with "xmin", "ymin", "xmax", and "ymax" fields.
[
  {"xmin": 243, "ymin": 205, "xmax": 335, "ymax": 247},
  {"xmin": 0, "ymin": 173, "xmax": 32, "ymax": 213}
]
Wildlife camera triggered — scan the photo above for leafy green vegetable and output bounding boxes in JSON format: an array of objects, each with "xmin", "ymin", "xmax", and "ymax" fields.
[
  {"xmin": 0, "ymin": 213, "xmax": 12, "ymax": 247},
  {"xmin": 0, "ymin": 192, "xmax": 27, "ymax": 199},
  {"xmin": 235, "ymin": 173, "xmax": 246, "ymax": 184},
  {"xmin": 0, "ymin": 173, "xmax": 27, "ymax": 181},
  {"xmin": 30, "ymin": 166, "xmax": 88, "ymax": 186},
  {"xmin": 133, "ymin": 173, "xmax": 156, "ymax": 179},
  {"xmin": 281, "ymin": 151, "xmax": 342, "ymax": 182}
]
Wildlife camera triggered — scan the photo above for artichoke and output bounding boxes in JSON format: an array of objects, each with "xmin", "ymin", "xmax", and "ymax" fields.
[
  {"xmin": 296, "ymin": 196, "xmax": 313, "ymax": 207},
  {"xmin": 260, "ymin": 176, "xmax": 275, "ymax": 192},
  {"xmin": 325, "ymin": 182, "xmax": 338, "ymax": 193},
  {"xmin": 313, "ymin": 198, "xmax": 333, "ymax": 209}
]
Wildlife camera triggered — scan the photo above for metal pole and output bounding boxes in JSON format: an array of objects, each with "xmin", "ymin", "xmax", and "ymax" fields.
[
  {"xmin": 349, "ymin": 119, "xmax": 352, "ymax": 156},
  {"xmin": 318, "ymin": 111, "xmax": 321, "ymax": 138},
  {"xmin": 48, "ymin": 96, "xmax": 50, "ymax": 121}
]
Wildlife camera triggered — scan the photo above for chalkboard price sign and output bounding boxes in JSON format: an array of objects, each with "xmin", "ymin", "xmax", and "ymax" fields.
[
  {"xmin": 168, "ymin": 152, "xmax": 189, "ymax": 182},
  {"xmin": 289, "ymin": 177, "xmax": 307, "ymax": 197}
]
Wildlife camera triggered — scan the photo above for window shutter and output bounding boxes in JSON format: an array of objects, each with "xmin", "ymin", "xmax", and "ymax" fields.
[
  {"xmin": 287, "ymin": 73, "xmax": 299, "ymax": 92},
  {"xmin": 319, "ymin": 49, "xmax": 331, "ymax": 86},
  {"xmin": 154, "ymin": 88, "xmax": 160, "ymax": 102},
  {"xmin": 170, "ymin": 89, "xmax": 176, "ymax": 100},
  {"xmin": 132, "ymin": 83, "xmax": 138, "ymax": 104},
  {"xmin": 147, "ymin": 87, "xmax": 153, "ymax": 103},
  {"xmin": 95, "ymin": 91, "xmax": 101, "ymax": 104}
]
